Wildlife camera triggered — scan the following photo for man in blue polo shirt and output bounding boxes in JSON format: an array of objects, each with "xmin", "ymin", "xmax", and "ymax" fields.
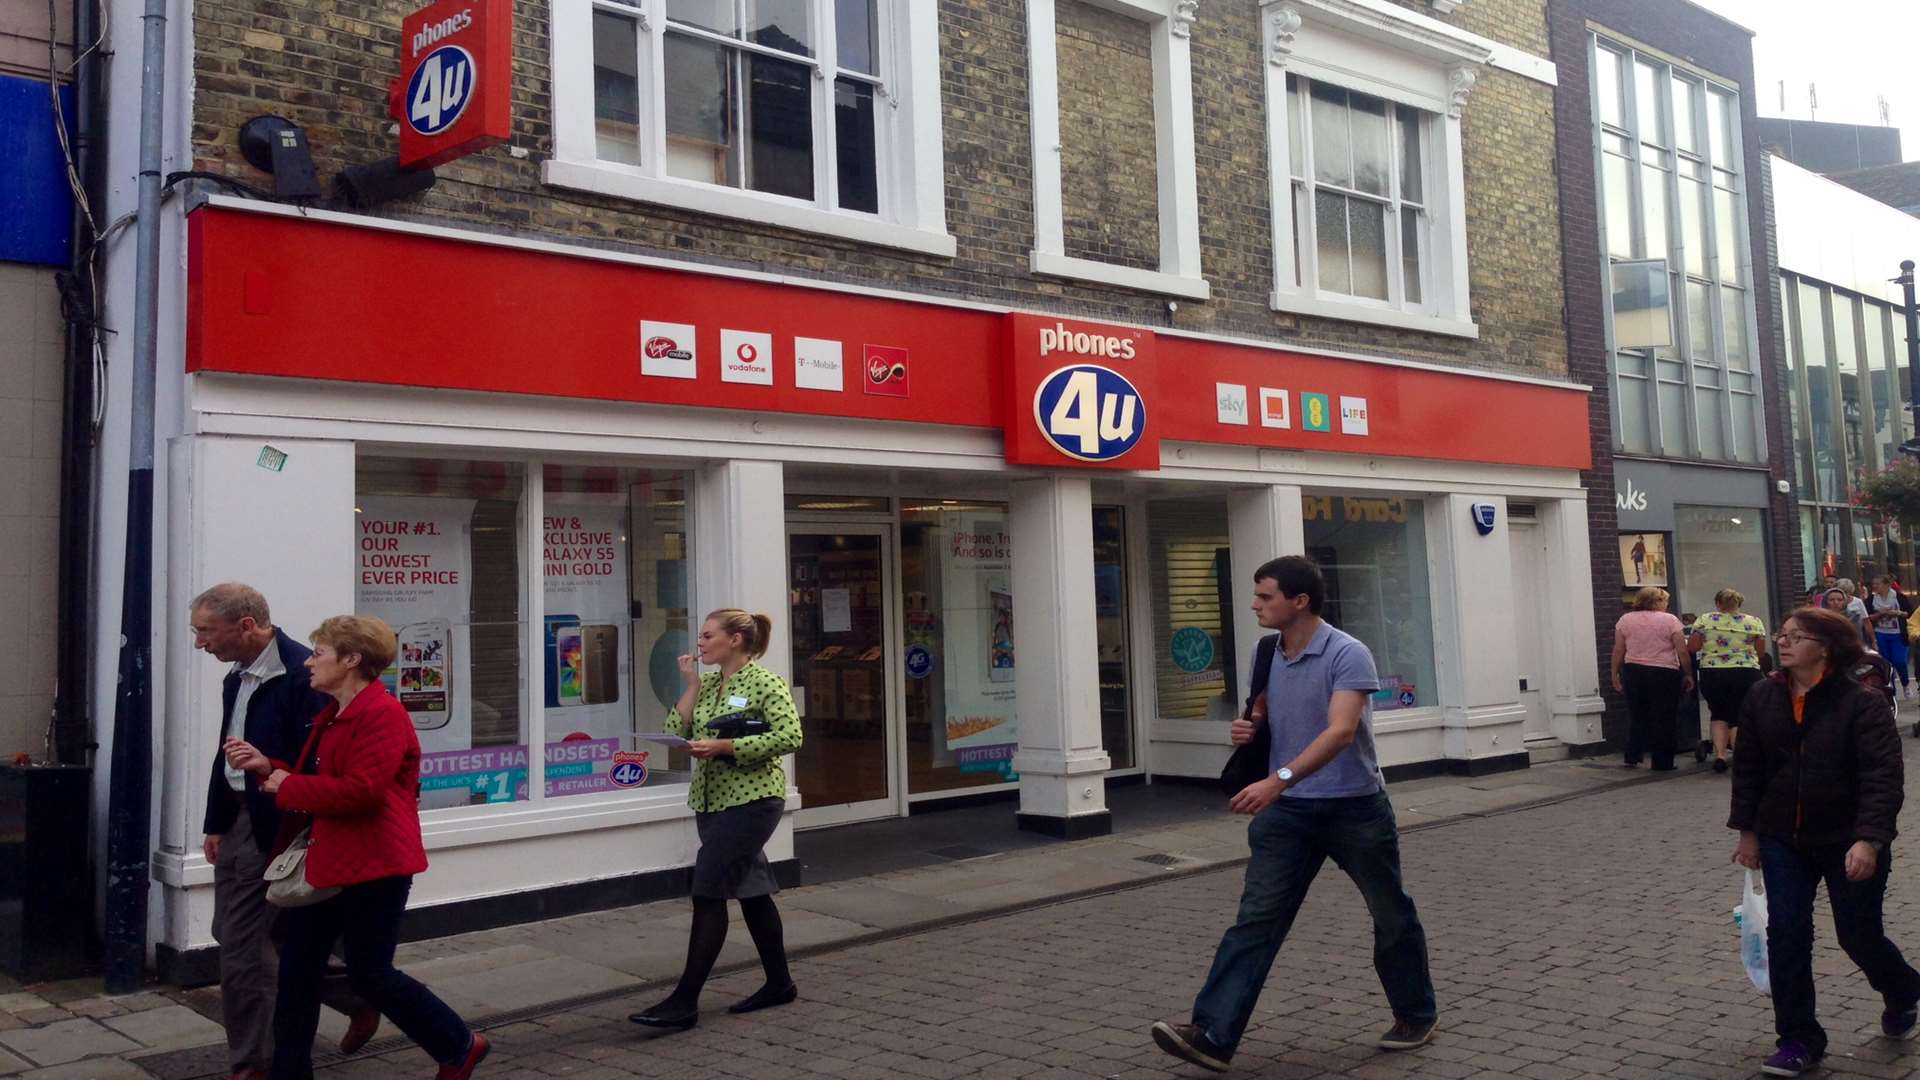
[{"xmin": 1152, "ymin": 555, "xmax": 1437, "ymax": 1073}]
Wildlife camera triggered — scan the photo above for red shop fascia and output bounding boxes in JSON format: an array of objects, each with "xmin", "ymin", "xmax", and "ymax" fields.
[{"xmin": 186, "ymin": 201, "xmax": 1591, "ymax": 475}]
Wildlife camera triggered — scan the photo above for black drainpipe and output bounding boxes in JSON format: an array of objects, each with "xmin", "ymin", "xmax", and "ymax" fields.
[{"xmin": 53, "ymin": 0, "xmax": 105, "ymax": 766}]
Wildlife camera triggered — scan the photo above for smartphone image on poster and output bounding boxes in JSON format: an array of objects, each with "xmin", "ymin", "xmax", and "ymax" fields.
[
  {"xmin": 396, "ymin": 619, "xmax": 453, "ymax": 729},
  {"xmin": 544, "ymin": 614, "xmax": 579, "ymax": 707},
  {"xmin": 987, "ymin": 582, "xmax": 1014, "ymax": 683},
  {"xmin": 555, "ymin": 625, "xmax": 584, "ymax": 706},
  {"xmin": 582, "ymin": 624, "xmax": 621, "ymax": 705}
]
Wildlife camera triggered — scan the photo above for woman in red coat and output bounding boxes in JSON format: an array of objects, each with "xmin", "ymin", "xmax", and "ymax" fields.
[{"xmin": 260, "ymin": 615, "xmax": 488, "ymax": 1080}]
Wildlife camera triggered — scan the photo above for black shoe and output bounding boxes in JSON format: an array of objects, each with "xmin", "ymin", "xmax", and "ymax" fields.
[
  {"xmin": 1151, "ymin": 1021, "xmax": 1231, "ymax": 1073},
  {"xmin": 1712, "ymin": 758, "xmax": 1729, "ymax": 773},
  {"xmin": 728, "ymin": 982, "xmax": 797, "ymax": 1014},
  {"xmin": 628, "ymin": 1001, "xmax": 698, "ymax": 1030},
  {"xmin": 1378, "ymin": 1018, "xmax": 1436, "ymax": 1050}
]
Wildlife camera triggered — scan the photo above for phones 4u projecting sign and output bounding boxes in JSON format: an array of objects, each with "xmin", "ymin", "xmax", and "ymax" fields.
[{"xmin": 394, "ymin": 0, "xmax": 512, "ymax": 169}]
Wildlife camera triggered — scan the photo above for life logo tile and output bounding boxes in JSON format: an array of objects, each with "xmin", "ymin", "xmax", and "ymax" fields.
[
  {"xmin": 1259, "ymin": 388, "xmax": 1290, "ymax": 429},
  {"xmin": 1301, "ymin": 393, "xmax": 1332, "ymax": 432},
  {"xmin": 794, "ymin": 337, "xmax": 844, "ymax": 392},
  {"xmin": 1339, "ymin": 396, "xmax": 1370, "ymax": 436},
  {"xmin": 862, "ymin": 344, "xmax": 909, "ymax": 397},
  {"xmin": 1215, "ymin": 383, "xmax": 1248, "ymax": 426},
  {"xmin": 640, "ymin": 320, "xmax": 697, "ymax": 379},
  {"xmin": 720, "ymin": 329, "xmax": 773, "ymax": 386}
]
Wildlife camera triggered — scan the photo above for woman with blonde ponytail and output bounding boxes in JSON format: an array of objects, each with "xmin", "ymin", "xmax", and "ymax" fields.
[{"xmin": 629, "ymin": 608, "xmax": 802, "ymax": 1032}]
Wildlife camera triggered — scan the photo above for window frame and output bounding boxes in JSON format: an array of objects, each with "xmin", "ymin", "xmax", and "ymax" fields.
[
  {"xmin": 1261, "ymin": 1, "xmax": 1486, "ymax": 338},
  {"xmin": 1592, "ymin": 33, "xmax": 1765, "ymax": 464},
  {"xmin": 1024, "ymin": 0, "xmax": 1210, "ymax": 301},
  {"xmin": 546, "ymin": 0, "xmax": 954, "ymax": 257}
]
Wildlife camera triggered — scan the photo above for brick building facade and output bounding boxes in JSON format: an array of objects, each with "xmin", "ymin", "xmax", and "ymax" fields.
[
  {"xmin": 94, "ymin": 0, "xmax": 1620, "ymax": 972},
  {"xmin": 1547, "ymin": 0, "xmax": 1799, "ymax": 752}
]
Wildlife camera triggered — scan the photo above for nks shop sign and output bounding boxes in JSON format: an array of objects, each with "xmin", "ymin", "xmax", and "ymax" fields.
[
  {"xmin": 1005, "ymin": 315, "xmax": 1159, "ymax": 470},
  {"xmin": 395, "ymin": 0, "xmax": 512, "ymax": 169}
]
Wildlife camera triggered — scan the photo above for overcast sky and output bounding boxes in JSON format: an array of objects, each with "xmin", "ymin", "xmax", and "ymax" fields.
[{"xmin": 1681, "ymin": 0, "xmax": 1919, "ymax": 163}]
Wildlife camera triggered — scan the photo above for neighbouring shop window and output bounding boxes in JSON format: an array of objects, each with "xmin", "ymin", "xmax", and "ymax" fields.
[
  {"xmin": 1147, "ymin": 499, "xmax": 1232, "ymax": 722},
  {"xmin": 1618, "ymin": 531, "xmax": 1670, "ymax": 603},
  {"xmin": 543, "ymin": 465, "xmax": 693, "ymax": 798},
  {"xmin": 1592, "ymin": 35, "xmax": 1762, "ymax": 463},
  {"xmin": 1303, "ymin": 493, "xmax": 1436, "ymax": 712},
  {"xmin": 1673, "ymin": 506, "xmax": 1771, "ymax": 622},
  {"xmin": 900, "ymin": 500, "xmax": 1017, "ymax": 794},
  {"xmin": 356, "ymin": 458, "xmax": 528, "ymax": 810},
  {"xmin": 1093, "ymin": 507, "xmax": 1134, "ymax": 771}
]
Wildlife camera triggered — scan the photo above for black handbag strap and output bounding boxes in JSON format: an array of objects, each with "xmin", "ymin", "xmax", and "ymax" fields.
[{"xmin": 1242, "ymin": 634, "xmax": 1281, "ymax": 719}]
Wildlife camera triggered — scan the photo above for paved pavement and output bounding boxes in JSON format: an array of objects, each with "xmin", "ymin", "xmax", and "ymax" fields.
[{"xmin": 16, "ymin": 746, "xmax": 1920, "ymax": 1077}]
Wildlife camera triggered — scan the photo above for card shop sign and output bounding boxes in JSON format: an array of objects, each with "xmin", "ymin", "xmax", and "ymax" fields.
[{"xmin": 394, "ymin": 0, "xmax": 513, "ymax": 169}]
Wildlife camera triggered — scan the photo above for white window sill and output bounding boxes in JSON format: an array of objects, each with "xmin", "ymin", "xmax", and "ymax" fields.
[
  {"xmin": 1030, "ymin": 251, "xmax": 1212, "ymax": 301},
  {"xmin": 543, "ymin": 159, "xmax": 958, "ymax": 259},
  {"xmin": 1270, "ymin": 289, "xmax": 1479, "ymax": 339}
]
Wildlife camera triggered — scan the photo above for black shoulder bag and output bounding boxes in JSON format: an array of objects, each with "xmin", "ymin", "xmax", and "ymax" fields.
[{"xmin": 1219, "ymin": 634, "xmax": 1281, "ymax": 796}]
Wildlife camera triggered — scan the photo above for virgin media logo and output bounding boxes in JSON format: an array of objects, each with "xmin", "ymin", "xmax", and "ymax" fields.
[{"xmin": 863, "ymin": 345, "xmax": 909, "ymax": 398}]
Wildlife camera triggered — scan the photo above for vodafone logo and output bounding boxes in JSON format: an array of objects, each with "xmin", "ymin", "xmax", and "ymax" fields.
[
  {"xmin": 720, "ymin": 329, "xmax": 773, "ymax": 385},
  {"xmin": 736, "ymin": 343, "xmax": 758, "ymax": 364},
  {"xmin": 644, "ymin": 336, "xmax": 687, "ymax": 360}
]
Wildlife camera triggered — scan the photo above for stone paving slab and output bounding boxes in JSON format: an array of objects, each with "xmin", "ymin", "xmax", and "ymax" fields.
[
  {"xmin": 4, "ymin": 755, "xmax": 1672, "ymax": 1078},
  {"xmin": 0, "ymin": 1017, "xmax": 140, "ymax": 1067}
]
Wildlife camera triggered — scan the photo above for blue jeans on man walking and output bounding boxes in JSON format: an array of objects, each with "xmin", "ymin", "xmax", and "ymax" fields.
[{"xmin": 1191, "ymin": 791, "xmax": 1436, "ymax": 1051}]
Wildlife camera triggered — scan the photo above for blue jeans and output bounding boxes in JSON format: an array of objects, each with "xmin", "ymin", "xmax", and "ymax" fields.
[
  {"xmin": 1759, "ymin": 836, "xmax": 1920, "ymax": 1056},
  {"xmin": 1191, "ymin": 792, "xmax": 1436, "ymax": 1051}
]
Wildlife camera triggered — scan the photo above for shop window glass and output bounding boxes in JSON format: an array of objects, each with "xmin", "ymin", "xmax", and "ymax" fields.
[
  {"xmin": 1833, "ymin": 293, "xmax": 1868, "ymax": 488},
  {"xmin": 1093, "ymin": 507, "xmax": 1134, "ymax": 770},
  {"xmin": 355, "ymin": 458, "xmax": 529, "ymax": 810},
  {"xmin": 1674, "ymin": 505, "xmax": 1771, "ymax": 622},
  {"xmin": 1799, "ymin": 285, "xmax": 1840, "ymax": 503},
  {"xmin": 1302, "ymin": 493, "xmax": 1437, "ymax": 713},
  {"xmin": 542, "ymin": 465, "xmax": 693, "ymax": 798},
  {"xmin": 1782, "ymin": 277, "xmax": 1809, "ymax": 494},
  {"xmin": 900, "ymin": 500, "xmax": 1017, "ymax": 793},
  {"xmin": 1865, "ymin": 301, "xmax": 1899, "ymax": 467},
  {"xmin": 1147, "ymin": 499, "xmax": 1233, "ymax": 722}
]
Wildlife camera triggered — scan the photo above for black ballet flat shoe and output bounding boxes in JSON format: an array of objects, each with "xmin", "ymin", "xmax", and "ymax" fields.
[
  {"xmin": 728, "ymin": 982, "xmax": 798, "ymax": 1014},
  {"xmin": 628, "ymin": 1002, "xmax": 698, "ymax": 1030}
]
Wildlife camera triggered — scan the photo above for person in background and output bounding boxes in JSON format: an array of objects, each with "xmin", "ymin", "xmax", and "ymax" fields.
[
  {"xmin": 1825, "ymin": 588, "xmax": 1871, "ymax": 645},
  {"xmin": 1611, "ymin": 587, "xmax": 1692, "ymax": 771},
  {"xmin": 260, "ymin": 616, "xmax": 488, "ymax": 1080},
  {"xmin": 1730, "ymin": 606, "xmax": 1919, "ymax": 1077},
  {"xmin": 630, "ymin": 608, "xmax": 804, "ymax": 1032},
  {"xmin": 1869, "ymin": 576, "xmax": 1911, "ymax": 699},
  {"xmin": 1690, "ymin": 589, "xmax": 1766, "ymax": 774},
  {"xmin": 192, "ymin": 584, "xmax": 332, "ymax": 1080},
  {"xmin": 1839, "ymin": 578, "xmax": 1871, "ymax": 624}
]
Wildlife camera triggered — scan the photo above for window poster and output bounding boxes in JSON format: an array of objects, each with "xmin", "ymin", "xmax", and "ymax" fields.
[
  {"xmin": 542, "ymin": 496, "xmax": 636, "ymax": 796},
  {"xmin": 355, "ymin": 495, "xmax": 476, "ymax": 756},
  {"xmin": 939, "ymin": 515, "xmax": 1018, "ymax": 777},
  {"xmin": 1619, "ymin": 532, "xmax": 1668, "ymax": 588}
]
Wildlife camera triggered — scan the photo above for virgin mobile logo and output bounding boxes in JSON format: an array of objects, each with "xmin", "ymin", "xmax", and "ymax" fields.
[
  {"xmin": 868, "ymin": 357, "xmax": 906, "ymax": 383},
  {"xmin": 644, "ymin": 336, "xmax": 690, "ymax": 360}
]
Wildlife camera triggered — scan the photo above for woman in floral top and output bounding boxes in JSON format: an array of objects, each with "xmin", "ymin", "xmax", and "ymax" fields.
[
  {"xmin": 629, "ymin": 609, "xmax": 802, "ymax": 1033},
  {"xmin": 1689, "ymin": 588, "xmax": 1766, "ymax": 773}
]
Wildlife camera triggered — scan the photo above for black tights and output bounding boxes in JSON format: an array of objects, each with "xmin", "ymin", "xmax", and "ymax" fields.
[{"xmin": 661, "ymin": 895, "xmax": 790, "ymax": 1008}]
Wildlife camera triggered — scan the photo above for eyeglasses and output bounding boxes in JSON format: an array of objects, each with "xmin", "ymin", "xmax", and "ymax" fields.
[{"xmin": 1774, "ymin": 632, "xmax": 1815, "ymax": 646}]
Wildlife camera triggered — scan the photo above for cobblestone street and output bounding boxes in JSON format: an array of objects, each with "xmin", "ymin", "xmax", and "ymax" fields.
[{"xmin": 313, "ymin": 744, "xmax": 1920, "ymax": 1079}]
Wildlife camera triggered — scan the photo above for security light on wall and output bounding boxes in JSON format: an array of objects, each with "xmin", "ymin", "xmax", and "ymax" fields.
[{"xmin": 1611, "ymin": 259, "xmax": 1673, "ymax": 350}]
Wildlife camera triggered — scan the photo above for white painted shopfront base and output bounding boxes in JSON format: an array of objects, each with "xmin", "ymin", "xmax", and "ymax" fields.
[{"xmin": 132, "ymin": 375, "xmax": 1605, "ymax": 963}]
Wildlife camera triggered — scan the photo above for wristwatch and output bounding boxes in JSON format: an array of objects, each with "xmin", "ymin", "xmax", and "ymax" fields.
[{"xmin": 1275, "ymin": 767, "xmax": 1294, "ymax": 785}]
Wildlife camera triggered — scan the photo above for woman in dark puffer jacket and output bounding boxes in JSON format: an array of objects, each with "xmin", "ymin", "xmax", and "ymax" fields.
[{"xmin": 1729, "ymin": 606, "xmax": 1920, "ymax": 1077}]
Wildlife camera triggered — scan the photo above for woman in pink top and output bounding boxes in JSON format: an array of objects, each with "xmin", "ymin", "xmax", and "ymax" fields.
[{"xmin": 1611, "ymin": 586, "xmax": 1693, "ymax": 771}]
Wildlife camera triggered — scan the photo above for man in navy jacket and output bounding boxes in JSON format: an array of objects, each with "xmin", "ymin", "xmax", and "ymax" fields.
[{"xmin": 194, "ymin": 584, "xmax": 329, "ymax": 1080}]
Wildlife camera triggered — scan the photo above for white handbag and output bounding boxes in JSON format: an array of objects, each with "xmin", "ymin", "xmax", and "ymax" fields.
[{"xmin": 263, "ymin": 826, "xmax": 341, "ymax": 908}]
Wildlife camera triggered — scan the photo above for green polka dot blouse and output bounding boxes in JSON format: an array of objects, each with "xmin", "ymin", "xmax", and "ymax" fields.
[{"xmin": 665, "ymin": 661, "xmax": 804, "ymax": 813}]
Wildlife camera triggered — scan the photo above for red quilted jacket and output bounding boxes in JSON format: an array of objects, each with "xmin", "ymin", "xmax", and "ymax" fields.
[{"xmin": 275, "ymin": 680, "xmax": 428, "ymax": 888}]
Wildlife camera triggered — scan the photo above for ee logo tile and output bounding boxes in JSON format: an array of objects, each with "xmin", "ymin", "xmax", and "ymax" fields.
[{"xmin": 1301, "ymin": 393, "xmax": 1332, "ymax": 432}]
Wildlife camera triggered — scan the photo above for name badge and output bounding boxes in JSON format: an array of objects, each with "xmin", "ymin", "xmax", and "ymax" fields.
[{"xmin": 727, "ymin": 695, "xmax": 749, "ymax": 709}]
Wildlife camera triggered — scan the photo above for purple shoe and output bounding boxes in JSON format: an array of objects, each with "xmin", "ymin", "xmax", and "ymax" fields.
[{"xmin": 1761, "ymin": 1040, "xmax": 1820, "ymax": 1076}]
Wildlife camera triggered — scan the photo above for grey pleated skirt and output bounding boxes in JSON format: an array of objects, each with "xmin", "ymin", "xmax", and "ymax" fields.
[{"xmin": 691, "ymin": 796, "xmax": 784, "ymax": 899}]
